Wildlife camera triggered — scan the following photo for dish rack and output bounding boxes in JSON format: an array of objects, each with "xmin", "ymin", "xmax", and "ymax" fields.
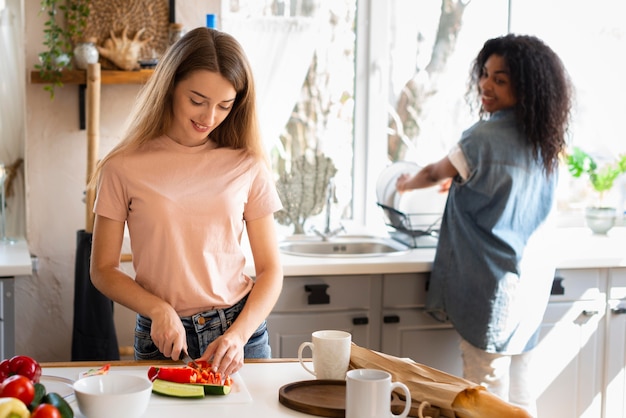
[{"xmin": 377, "ymin": 203, "xmax": 441, "ymax": 248}]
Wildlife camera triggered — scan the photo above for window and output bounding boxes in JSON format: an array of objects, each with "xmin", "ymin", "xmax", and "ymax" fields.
[{"xmin": 226, "ymin": 0, "xmax": 626, "ymax": 235}]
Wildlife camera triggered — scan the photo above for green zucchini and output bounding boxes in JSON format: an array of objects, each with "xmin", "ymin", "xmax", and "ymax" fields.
[
  {"xmin": 152, "ymin": 378, "xmax": 232, "ymax": 397},
  {"xmin": 152, "ymin": 379, "xmax": 205, "ymax": 398},
  {"xmin": 42, "ymin": 392, "xmax": 74, "ymax": 418},
  {"xmin": 195, "ymin": 382, "xmax": 231, "ymax": 396}
]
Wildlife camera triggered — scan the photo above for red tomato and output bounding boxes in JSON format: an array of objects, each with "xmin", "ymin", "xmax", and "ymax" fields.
[
  {"xmin": 0, "ymin": 374, "xmax": 35, "ymax": 405},
  {"xmin": 31, "ymin": 403, "xmax": 62, "ymax": 418}
]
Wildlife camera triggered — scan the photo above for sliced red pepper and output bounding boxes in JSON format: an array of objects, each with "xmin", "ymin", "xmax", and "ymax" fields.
[
  {"xmin": 147, "ymin": 363, "xmax": 231, "ymax": 386},
  {"xmin": 147, "ymin": 366, "xmax": 196, "ymax": 383}
]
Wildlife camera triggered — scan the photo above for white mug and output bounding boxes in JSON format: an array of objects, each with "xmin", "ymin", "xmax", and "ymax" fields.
[
  {"xmin": 345, "ymin": 369, "xmax": 412, "ymax": 418},
  {"xmin": 297, "ymin": 330, "xmax": 351, "ymax": 380}
]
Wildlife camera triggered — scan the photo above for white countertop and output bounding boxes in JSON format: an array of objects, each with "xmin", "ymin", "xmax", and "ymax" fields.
[
  {"xmin": 247, "ymin": 227, "xmax": 626, "ymax": 277},
  {"xmin": 0, "ymin": 239, "xmax": 32, "ymax": 276},
  {"xmin": 43, "ymin": 361, "xmax": 323, "ymax": 418}
]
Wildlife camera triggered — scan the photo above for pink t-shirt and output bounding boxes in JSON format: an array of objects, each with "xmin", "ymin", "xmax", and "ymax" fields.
[{"xmin": 94, "ymin": 136, "xmax": 282, "ymax": 316}]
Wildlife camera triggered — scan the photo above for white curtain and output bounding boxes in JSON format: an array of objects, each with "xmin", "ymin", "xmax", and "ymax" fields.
[
  {"xmin": 0, "ymin": 1, "xmax": 26, "ymax": 238},
  {"xmin": 222, "ymin": 16, "xmax": 320, "ymax": 158}
]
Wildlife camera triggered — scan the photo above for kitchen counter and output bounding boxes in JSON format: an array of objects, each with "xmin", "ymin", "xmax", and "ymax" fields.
[
  {"xmin": 42, "ymin": 360, "xmax": 335, "ymax": 417},
  {"xmin": 253, "ymin": 227, "xmax": 626, "ymax": 277},
  {"xmin": 0, "ymin": 239, "xmax": 32, "ymax": 276}
]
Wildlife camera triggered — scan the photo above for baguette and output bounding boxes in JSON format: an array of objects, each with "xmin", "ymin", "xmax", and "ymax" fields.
[{"xmin": 451, "ymin": 386, "xmax": 532, "ymax": 418}]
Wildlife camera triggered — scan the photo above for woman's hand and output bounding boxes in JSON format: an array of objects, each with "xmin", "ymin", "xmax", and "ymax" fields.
[
  {"xmin": 200, "ymin": 332, "xmax": 246, "ymax": 376},
  {"xmin": 149, "ymin": 305, "xmax": 188, "ymax": 360},
  {"xmin": 396, "ymin": 173, "xmax": 414, "ymax": 192}
]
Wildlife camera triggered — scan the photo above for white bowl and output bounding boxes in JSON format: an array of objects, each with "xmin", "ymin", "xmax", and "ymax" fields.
[{"xmin": 73, "ymin": 374, "xmax": 152, "ymax": 418}]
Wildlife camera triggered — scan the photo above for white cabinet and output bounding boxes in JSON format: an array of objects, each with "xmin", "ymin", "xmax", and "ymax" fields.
[
  {"xmin": 267, "ymin": 268, "xmax": 625, "ymax": 418},
  {"xmin": 535, "ymin": 269, "xmax": 606, "ymax": 418},
  {"xmin": 381, "ymin": 273, "xmax": 462, "ymax": 377},
  {"xmin": 605, "ymin": 269, "xmax": 626, "ymax": 418},
  {"xmin": 266, "ymin": 274, "xmax": 381, "ymax": 357}
]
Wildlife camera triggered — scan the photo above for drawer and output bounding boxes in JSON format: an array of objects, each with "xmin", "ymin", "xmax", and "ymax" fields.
[
  {"xmin": 609, "ymin": 268, "xmax": 626, "ymax": 300},
  {"xmin": 382, "ymin": 273, "xmax": 429, "ymax": 308},
  {"xmin": 551, "ymin": 269, "xmax": 604, "ymax": 302},
  {"xmin": 273, "ymin": 275, "xmax": 378, "ymax": 313}
]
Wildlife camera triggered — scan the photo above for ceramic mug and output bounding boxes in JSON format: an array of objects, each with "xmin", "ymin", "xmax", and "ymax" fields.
[
  {"xmin": 297, "ymin": 330, "xmax": 351, "ymax": 380},
  {"xmin": 345, "ymin": 369, "xmax": 412, "ymax": 418}
]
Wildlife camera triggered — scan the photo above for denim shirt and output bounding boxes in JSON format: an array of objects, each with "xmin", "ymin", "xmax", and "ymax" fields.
[{"xmin": 426, "ymin": 109, "xmax": 557, "ymax": 354}]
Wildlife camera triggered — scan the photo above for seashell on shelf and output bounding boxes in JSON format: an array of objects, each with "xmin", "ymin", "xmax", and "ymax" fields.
[{"xmin": 97, "ymin": 26, "xmax": 153, "ymax": 71}]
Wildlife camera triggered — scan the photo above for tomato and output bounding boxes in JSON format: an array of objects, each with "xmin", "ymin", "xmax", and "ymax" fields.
[
  {"xmin": 0, "ymin": 374, "xmax": 35, "ymax": 405},
  {"xmin": 31, "ymin": 403, "xmax": 62, "ymax": 418}
]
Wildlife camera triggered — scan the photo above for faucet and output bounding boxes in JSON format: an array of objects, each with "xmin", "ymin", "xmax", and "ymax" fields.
[{"xmin": 312, "ymin": 179, "xmax": 345, "ymax": 240}]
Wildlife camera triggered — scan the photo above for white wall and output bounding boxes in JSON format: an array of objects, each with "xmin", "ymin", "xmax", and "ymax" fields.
[{"xmin": 18, "ymin": 0, "xmax": 221, "ymax": 361}]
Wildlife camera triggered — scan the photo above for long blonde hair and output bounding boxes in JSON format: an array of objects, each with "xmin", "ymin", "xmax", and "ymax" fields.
[{"xmin": 89, "ymin": 27, "xmax": 263, "ymax": 188}]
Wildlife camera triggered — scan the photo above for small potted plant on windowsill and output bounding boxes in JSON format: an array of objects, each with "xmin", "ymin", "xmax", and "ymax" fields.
[{"xmin": 566, "ymin": 147, "xmax": 626, "ymax": 234}]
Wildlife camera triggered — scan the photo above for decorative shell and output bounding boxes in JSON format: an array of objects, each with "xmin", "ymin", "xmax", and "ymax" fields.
[{"xmin": 97, "ymin": 27, "xmax": 153, "ymax": 71}]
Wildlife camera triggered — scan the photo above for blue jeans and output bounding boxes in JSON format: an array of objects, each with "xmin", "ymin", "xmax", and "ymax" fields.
[{"xmin": 134, "ymin": 295, "xmax": 271, "ymax": 360}]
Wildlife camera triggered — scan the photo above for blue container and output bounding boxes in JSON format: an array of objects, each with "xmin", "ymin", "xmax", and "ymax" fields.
[{"xmin": 206, "ymin": 14, "xmax": 217, "ymax": 29}]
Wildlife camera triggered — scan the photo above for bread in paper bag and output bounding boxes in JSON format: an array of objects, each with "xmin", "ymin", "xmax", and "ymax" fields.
[{"xmin": 349, "ymin": 343, "xmax": 531, "ymax": 418}]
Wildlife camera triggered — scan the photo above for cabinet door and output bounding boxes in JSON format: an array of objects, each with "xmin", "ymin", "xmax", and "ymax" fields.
[
  {"xmin": 605, "ymin": 269, "xmax": 626, "ymax": 418},
  {"xmin": 267, "ymin": 311, "xmax": 371, "ymax": 358},
  {"xmin": 535, "ymin": 299, "xmax": 605, "ymax": 418},
  {"xmin": 381, "ymin": 309, "xmax": 463, "ymax": 377}
]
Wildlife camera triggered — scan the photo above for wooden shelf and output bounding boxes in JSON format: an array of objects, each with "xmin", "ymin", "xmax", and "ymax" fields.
[
  {"xmin": 30, "ymin": 69, "xmax": 154, "ymax": 85},
  {"xmin": 30, "ymin": 67, "xmax": 154, "ymax": 129}
]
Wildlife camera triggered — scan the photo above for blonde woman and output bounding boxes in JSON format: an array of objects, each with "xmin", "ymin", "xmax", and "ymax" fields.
[{"xmin": 89, "ymin": 27, "xmax": 283, "ymax": 377}]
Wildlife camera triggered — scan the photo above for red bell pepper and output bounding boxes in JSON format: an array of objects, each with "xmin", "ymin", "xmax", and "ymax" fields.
[
  {"xmin": 147, "ymin": 366, "xmax": 196, "ymax": 383},
  {"xmin": 0, "ymin": 355, "xmax": 42, "ymax": 384},
  {"xmin": 147, "ymin": 363, "xmax": 231, "ymax": 386}
]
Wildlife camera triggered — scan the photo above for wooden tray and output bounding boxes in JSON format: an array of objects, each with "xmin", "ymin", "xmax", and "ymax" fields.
[
  {"xmin": 279, "ymin": 380, "xmax": 345, "ymax": 417},
  {"xmin": 278, "ymin": 380, "xmax": 440, "ymax": 418}
]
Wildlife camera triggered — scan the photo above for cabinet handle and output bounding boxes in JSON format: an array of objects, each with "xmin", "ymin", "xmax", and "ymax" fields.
[
  {"xmin": 612, "ymin": 307, "xmax": 626, "ymax": 315},
  {"xmin": 352, "ymin": 317, "xmax": 369, "ymax": 325},
  {"xmin": 304, "ymin": 284, "xmax": 330, "ymax": 305},
  {"xmin": 582, "ymin": 310, "xmax": 599, "ymax": 317},
  {"xmin": 383, "ymin": 315, "xmax": 400, "ymax": 324},
  {"xmin": 551, "ymin": 276, "xmax": 565, "ymax": 295}
]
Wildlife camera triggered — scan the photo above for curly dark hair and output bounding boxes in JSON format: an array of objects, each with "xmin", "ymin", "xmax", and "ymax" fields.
[{"xmin": 468, "ymin": 34, "xmax": 573, "ymax": 174}]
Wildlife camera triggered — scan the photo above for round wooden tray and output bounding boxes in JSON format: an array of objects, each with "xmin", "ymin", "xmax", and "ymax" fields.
[
  {"xmin": 279, "ymin": 380, "xmax": 346, "ymax": 417},
  {"xmin": 278, "ymin": 379, "xmax": 440, "ymax": 418}
]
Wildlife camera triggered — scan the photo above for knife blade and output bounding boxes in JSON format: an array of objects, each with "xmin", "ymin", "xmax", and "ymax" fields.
[{"xmin": 182, "ymin": 350, "xmax": 201, "ymax": 369}]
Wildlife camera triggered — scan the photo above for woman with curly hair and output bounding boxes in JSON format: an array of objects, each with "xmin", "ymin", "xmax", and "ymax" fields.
[{"xmin": 397, "ymin": 34, "xmax": 572, "ymax": 416}]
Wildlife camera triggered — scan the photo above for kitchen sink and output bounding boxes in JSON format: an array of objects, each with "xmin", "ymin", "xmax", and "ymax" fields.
[{"xmin": 278, "ymin": 235, "xmax": 410, "ymax": 257}]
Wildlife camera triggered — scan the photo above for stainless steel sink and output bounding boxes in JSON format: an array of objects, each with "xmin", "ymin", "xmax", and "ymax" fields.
[{"xmin": 278, "ymin": 235, "xmax": 410, "ymax": 257}]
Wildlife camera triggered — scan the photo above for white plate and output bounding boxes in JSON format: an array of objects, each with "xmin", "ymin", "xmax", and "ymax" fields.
[
  {"xmin": 40, "ymin": 375, "xmax": 75, "ymax": 399},
  {"xmin": 375, "ymin": 161, "xmax": 420, "ymax": 208}
]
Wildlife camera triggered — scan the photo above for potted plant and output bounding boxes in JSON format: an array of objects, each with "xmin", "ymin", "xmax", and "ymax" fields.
[
  {"xmin": 34, "ymin": 0, "xmax": 91, "ymax": 98},
  {"xmin": 566, "ymin": 146, "xmax": 626, "ymax": 234}
]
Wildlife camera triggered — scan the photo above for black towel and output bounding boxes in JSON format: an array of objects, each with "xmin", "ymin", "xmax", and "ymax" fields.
[{"xmin": 71, "ymin": 229, "xmax": 120, "ymax": 361}]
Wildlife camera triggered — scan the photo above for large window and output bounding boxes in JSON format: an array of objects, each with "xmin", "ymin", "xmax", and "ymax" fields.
[{"xmin": 225, "ymin": 0, "xmax": 626, "ymax": 234}]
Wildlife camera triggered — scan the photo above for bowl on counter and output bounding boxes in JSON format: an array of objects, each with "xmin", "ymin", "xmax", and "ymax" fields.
[{"xmin": 73, "ymin": 374, "xmax": 152, "ymax": 418}]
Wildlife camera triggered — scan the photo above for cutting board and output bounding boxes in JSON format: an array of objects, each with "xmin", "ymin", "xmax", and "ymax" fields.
[{"xmin": 278, "ymin": 380, "xmax": 440, "ymax": 418}]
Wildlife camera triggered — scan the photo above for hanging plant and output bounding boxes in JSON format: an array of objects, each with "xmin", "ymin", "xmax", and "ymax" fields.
[{"xmin": 34, "ymin": 0, "xmax": 91, "ymax": 99}]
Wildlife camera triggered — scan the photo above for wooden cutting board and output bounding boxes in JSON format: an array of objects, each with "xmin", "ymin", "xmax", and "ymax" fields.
[{"xmin": 278, "ymin": 380, "xmax": 440, "ymax": 417}]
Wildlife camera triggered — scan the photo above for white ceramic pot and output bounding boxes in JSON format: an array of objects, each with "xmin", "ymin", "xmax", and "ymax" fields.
[
  {"xmin": 73, "ymin": 42, "xmax": 99, "ymax": 70},
  {"xmin": 585, "ymin": 206, "xmax": 616, "ymax": 235}
]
